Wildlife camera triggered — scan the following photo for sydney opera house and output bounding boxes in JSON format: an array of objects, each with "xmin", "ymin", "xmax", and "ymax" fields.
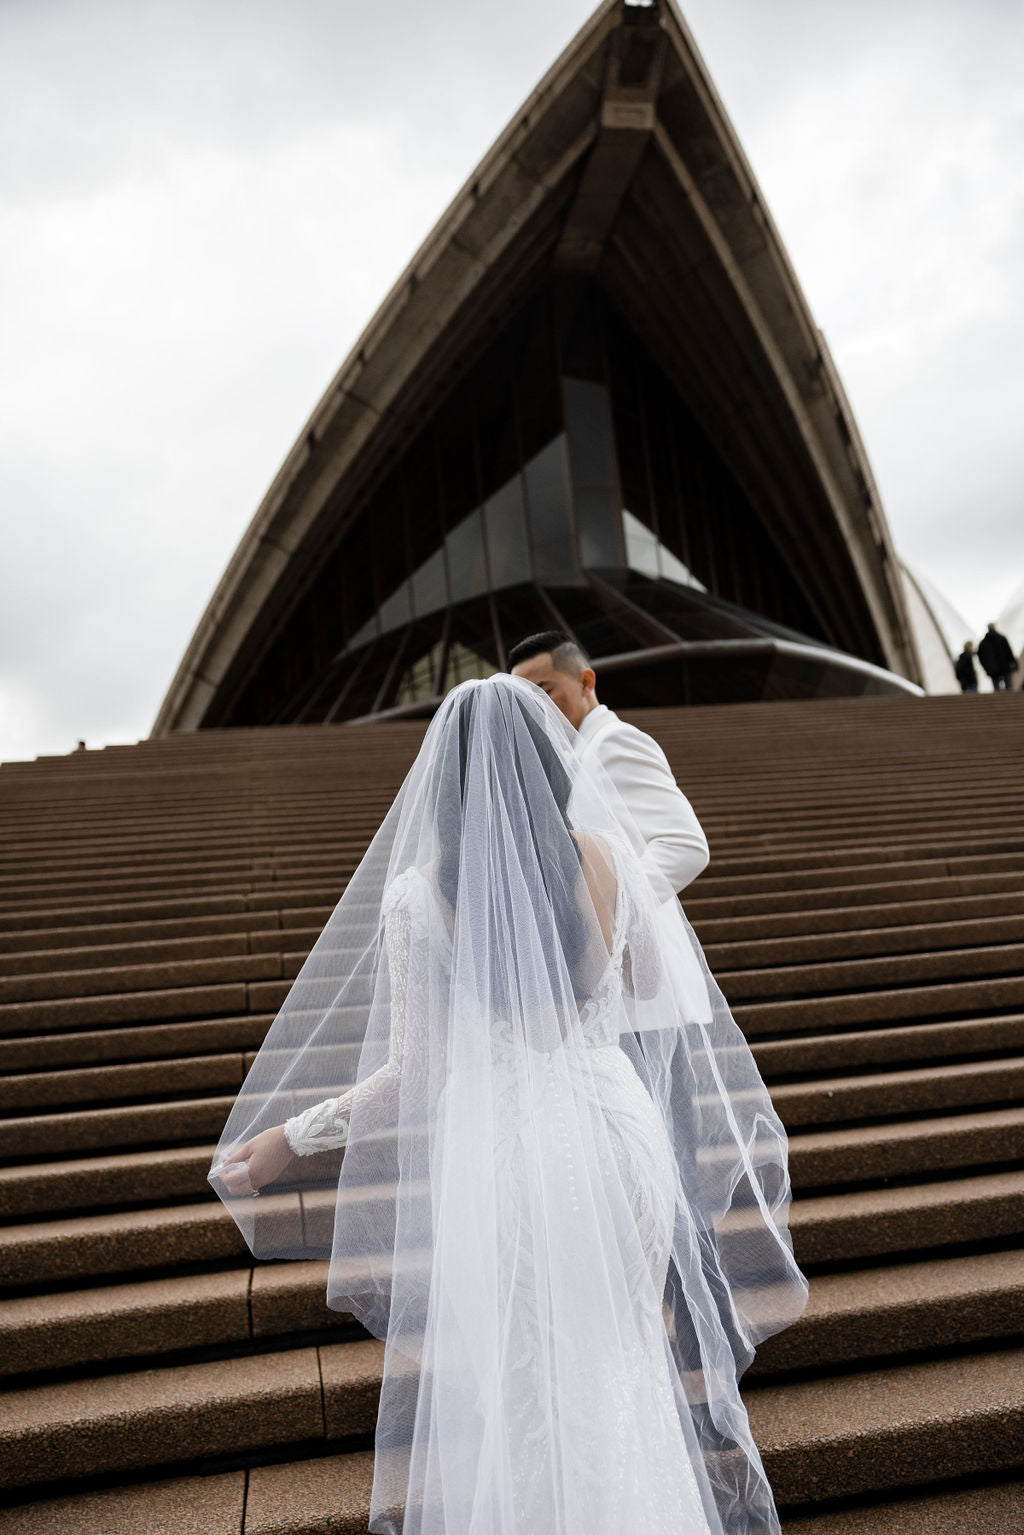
[{"xmin": 155, "ymin": 0, "xmax": 931, "ymax": 734}]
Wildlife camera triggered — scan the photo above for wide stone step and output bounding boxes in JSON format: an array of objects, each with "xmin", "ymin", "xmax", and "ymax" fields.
[
  {"xmin": 0, "ymin": 982, "xmax": 251, "ymax": 1036},
  {"xmin": 4, "ymin": 1460, "xmax": 1020, "ymax": 1535},
  {"xmin": 0, "ymin": 1201, "xmax": 247, "ymax": 1288},
  {"xmin": 735, "ymin": 974, "xmax": 1024, "ymax": 1035},
  {"xmin": 0, "ymin": 1013, "xmax": 275, "ymax": 1074},
  {"xmin": 6, "ymin": 1243, "xmax": 1020, "ymax": 1383},
  {"xmin": 706, "ymin": 911, "xmax": 1024, "ymax": 969},
  {"xmin": 769, "ymin": 1055, "xmax": 1024, "ymax": 1127},
  {"xmin": 781, "ymin": 1479, "xmax": 1024, "ymax": 1534},
  {"xmin": 0, "ymin": 1143, "xmax": 218, "ymax": 1220},
  {"xmin": 3, "ymin": 1054, "xmax": 247, "ymax": 1112},
  {"xmin": 0, "ymin": 1095, "xmax": 238, "ymax": 1157},
  {"xmin": 0, "ymin": 1451, "xmax": 377, "ymax": 1534},
  {"xmin": 0, "ymin": 1339, "xmax": 384, "ymax": 1491},
  {"xmin": 785, "ymin": 1105, "xmax": 1024, "ymax": 1188},
  {"xmin": 688, "ymin": 869, "xmax": 1024, "ymax": 921},
  {"xmin": 745, "ymin": 1345, "xmax": 1024, "ymax": 1504},
  {"xmin": 695, "ymin": 887, "xmax": 1024, "ymax": 943},
  {"xmin": 0, "ymin": 1259, "xmax": 356, "ymax": 1377},
  {"xmin": 751, "ymin": 1248, "xmax": 1024, "ymax": 1374},
  {"xmin": 720, "ymin": 941, "xmax": 1024, "ymax": 1003},
  {"xmin": 0, "ymin": 952, "xmax": 283, "ymax": 1005},
  {"xmin": 752, "ymin": 1012, "xmax": 1024, "ymax": 1078},
  {"xmin": 6, "ymin": 1168, "xmax": 1021, "ymax": 1293}
]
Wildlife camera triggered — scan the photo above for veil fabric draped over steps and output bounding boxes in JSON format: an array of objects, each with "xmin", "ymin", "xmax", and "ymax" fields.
[{"xmin": 209, "ymin": 675, "xmax": 806, "ymax": 1534}]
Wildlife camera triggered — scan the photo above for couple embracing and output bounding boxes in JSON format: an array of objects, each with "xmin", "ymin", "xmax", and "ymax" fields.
[{"xmin": 209, "ymin": 631, "xmax": 806, "ymax": 1535}]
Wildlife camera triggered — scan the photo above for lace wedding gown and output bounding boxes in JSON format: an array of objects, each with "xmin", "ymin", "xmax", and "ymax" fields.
[{"xmin": 284, "ymin": 850, "xmax": 713, "ymax": 1534}]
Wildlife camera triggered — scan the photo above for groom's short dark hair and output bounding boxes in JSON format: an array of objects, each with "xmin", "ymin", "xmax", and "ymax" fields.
[{"xmin": 507, "ymin": 630, "xmax": 590, "ymax": 675}]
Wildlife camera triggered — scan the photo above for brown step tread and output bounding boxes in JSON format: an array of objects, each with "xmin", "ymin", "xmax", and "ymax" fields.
[
  {"xmin": 747, "ymin": 1344, "xmax": 1024, "ymax": 1503},
  {"xmin": 0, "ymin": 1260, "xmax": 346, "ymax": 1378},
  {"xmin": 752, "ymin": 1013, "xmax": 1024, "ymax": 1078},
  {"xmin": 0, "ymin": 1467, "xmax": 247, "ymax": 1534},
  {"xmin": 771, "ymin": 1056, "xmax": 1024, "ymax": 1128},
  {"xmin": 0, "ymin": 1013, "xmax": 274, "ymax": 1073},
  {"xmin": 0, "ymin": 1339, "xmax": 383, "ymax": 1490},
  {"xmin": 782, "ymin": 1479, "xmax": 1024, "ymax": 1534},
  {"xmin": 752, "ymin": 1248, "xmax": 1024, "ymax": 1374}
]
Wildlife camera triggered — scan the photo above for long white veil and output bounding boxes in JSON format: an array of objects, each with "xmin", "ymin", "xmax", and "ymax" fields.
[{"xmin": 208, "ymin": 675, "xmax": 806, "ymax": 1534}]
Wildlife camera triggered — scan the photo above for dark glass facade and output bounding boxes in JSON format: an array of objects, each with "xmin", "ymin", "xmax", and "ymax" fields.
[{"xmin": 217, "ymin": 282, "xmax": 900, "ymax": 726}]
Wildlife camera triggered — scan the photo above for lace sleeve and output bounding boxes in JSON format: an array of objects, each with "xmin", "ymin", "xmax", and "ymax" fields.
[{"xmin": 283, "ymin": 887, "xmax": 414, "ymax": 1155}]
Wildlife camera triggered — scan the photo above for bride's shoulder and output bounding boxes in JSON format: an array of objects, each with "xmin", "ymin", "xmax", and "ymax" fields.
[
  {"xmin": 380, "ymin": 865, "xmax": 445, "ymax": 921},
  {"xmin": 381, "ymin": 864, "xmax": 430, "ymax": 918}
]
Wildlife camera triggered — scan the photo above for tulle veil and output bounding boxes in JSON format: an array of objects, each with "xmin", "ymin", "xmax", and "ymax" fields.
[{"xmin": 208, "ymin": 674, "xmax": 806, "ymax": 1533}]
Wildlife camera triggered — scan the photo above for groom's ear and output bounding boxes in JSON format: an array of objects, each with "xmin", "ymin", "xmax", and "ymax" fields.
[{"xmin": 581, "ymin": 668, "xmax": 596, "ymax": 694}]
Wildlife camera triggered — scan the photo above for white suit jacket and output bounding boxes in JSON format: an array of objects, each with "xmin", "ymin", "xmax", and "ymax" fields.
[{"xmin": 577, "ymin": 705, "xmax": 709, "ymax": 897}]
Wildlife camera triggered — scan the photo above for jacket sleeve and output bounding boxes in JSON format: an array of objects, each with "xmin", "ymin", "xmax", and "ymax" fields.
[
  {"xmin": 598, "ymin": 725, "xmax": 709, "ymax": 898},
  {"xmin": 282, "ymin": 899, "xmax": 411, "ymax": 1154}
]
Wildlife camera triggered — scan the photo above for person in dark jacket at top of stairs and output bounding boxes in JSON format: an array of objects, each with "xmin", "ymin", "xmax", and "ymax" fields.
[
  {"xmin": 977, "ymin": 623, "xmax": 1018, "ymax": 690},
  {"xmin": 954, "ymin": 641, "xmax": 979, "ymax": 692}
]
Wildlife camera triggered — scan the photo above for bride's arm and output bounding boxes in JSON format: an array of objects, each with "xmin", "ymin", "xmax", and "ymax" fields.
[
  {"xmin": 214, "ymin": 899, "xmax": 413, "ymax": 1191},
  {"xmin": 283, "ymin": 900, "xmax": 412, "ymax": 1153}
]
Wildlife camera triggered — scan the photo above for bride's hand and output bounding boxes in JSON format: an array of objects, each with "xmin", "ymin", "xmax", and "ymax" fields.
[{"xmin": 213, "ymin": 1124, "xmax": 293, "ymax": 1195}]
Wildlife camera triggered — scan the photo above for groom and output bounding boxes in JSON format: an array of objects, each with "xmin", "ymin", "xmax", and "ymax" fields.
[
  {"xmin": 510, "ymin": 631, "xmax": 748, "ymax": 1408},
  {"xmin": 508, "ymin": 630, "xmax": 709, "ymax": 896}
]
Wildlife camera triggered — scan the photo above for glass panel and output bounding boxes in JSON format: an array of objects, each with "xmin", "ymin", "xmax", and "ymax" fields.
[
  {"xmin": 446, "ymin": 507, "xmax": 489, "ymax": 603},
  {"xmin": 562, "ymin": 378, "xmax": 624, "ymax": 570},
  {"xmin": 411, "ymin": 547, "xmax": 449, "ymax": 620},
  {"xmin": 623, "ymin": 508, "xmax": 660, "ymax": 581},
  {"xmin": 523, "ymin": 436, "xmax": 576, "ymax": 585},
  {"xmin": 392, "ymin": 616, "xmax": 448, "ymax": 707},
  {"xmin": 378, "ymin": 582, "xmax": 412, "ymax": 633},
  {"xmin": 484, "ymin": 475, "xmax": 530, "ymax": 588}
]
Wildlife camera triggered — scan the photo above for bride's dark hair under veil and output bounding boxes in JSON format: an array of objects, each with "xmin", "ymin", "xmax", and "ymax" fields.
[{"xmin": 209, "ymin": 674, "xmax": 806, "ymax": 1535}]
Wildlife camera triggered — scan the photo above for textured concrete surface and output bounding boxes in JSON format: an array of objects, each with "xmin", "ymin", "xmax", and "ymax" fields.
[
  {"xmin": 250, "ymin": 1260, "xmax": 350, "ymax": 1337},
  {"xmin": 0, "ymin": 1470, "xmax": 246, "ymax": 1533},
  {"xmin": 319, "ymin": 1341, "xmax": 386, "ymax": 1440},
  {"xmin": 0, "ymin": 1268, "xmax": 251, "ymax": 1375},
  {"xmin": 0, "ymin": 1013, "xmax": 273, "ymax": 1072},
  {"xmin": 753, "ymin": 1250, "xmax": 1024, "ymax": 1373},
  {"xmin": 752, "ymin": 1012, "xmax": 1024, "ymax": 1078},
  {"xmin": 0, "ymin": 1201, "xmax": 247, "ymax": 1287},
  {"xmin": 0, "ymin": 982, "xmax": 250, "ymax": 1035},
  {"xmin": 0, "ymin": 1095, "xmax": 239, "ymax": 1158},
  {"xmin": 789, "ymin": 1170, "xmax": 1024, "ymax": 1264},
  {"xmin": 782, "ymin": 1479, "xmax": 1024, "ymax": 1534},
  {"xmin": 786, "ymin": 1106, "xmax": 1024, "ymax": 1189},
  {"xmin": 0, "ymin": 1143, "xmax": 215, "ymax": 1220},
  {"xmin": 772, "ymin": 1056, "xmax": 1024, "ymax": 1128},
  {"xmin": 245, "ymin": 1450, "xmax": 375, "ymax": 1534},
  {"xmin": 0, "ymin": 1348, "xmax": 323, "ymax": 1489},
  {"xmin": 748, "ymin": 1345, "xmax": 1024, "ymax": 1503}
]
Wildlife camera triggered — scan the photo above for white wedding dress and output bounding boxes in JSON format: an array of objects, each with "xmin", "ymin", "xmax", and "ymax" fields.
[{"xmin": 284, "ymin": 850, "xmax": 712, "ymax": 1533}]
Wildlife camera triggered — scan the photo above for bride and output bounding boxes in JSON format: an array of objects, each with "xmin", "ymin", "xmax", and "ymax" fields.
[{"xmin": 209, "ymin": 674, "xmax": 806, "ymax": 1534}]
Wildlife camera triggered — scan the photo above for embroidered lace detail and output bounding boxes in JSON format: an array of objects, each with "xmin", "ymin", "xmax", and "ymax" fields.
[{"xmin": 283, "ymin": 867, "xmax": 420, "ymax": 1155}]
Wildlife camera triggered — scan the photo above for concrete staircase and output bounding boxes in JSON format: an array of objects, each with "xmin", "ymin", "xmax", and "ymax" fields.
[{"xmin": 1, "ymin": 694, "xmax": 1022, "ymax": 1533}]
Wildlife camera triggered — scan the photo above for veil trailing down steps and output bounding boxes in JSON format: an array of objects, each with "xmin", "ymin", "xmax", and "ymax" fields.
[{"xmin": 209, "ymin": 674, "xmax": 807, "ymax": 1534}]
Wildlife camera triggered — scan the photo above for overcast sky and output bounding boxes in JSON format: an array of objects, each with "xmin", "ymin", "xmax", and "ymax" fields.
[{"xmin": 2, "ymin": 0, "xmax": 1022, "ymax": 762}]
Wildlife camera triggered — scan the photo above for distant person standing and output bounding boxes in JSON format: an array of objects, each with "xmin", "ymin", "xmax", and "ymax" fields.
[
  {"xmin": 977, "ymin": 623, "xmax": 1017, "ymax": 690},
  {"xmin": 954, "ymin": 642, "xmax": 979, "ymax": 693}
]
